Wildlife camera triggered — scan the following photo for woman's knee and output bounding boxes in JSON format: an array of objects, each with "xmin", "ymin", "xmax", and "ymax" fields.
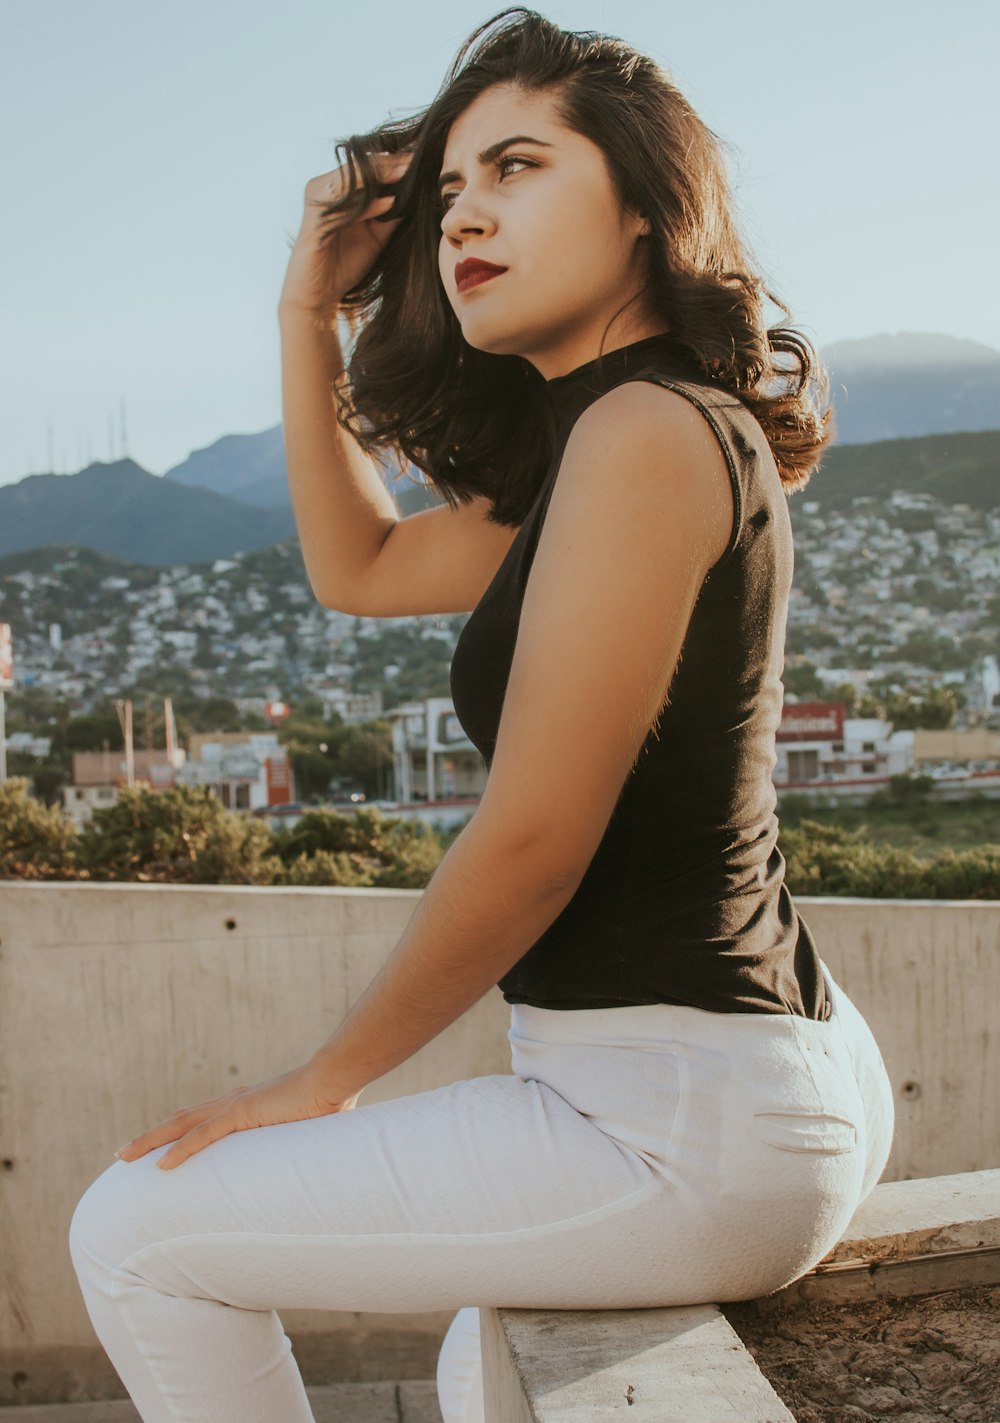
[{"xmin": 68, "ymin": 1150, "xmax": 173, "ymax": 1275}]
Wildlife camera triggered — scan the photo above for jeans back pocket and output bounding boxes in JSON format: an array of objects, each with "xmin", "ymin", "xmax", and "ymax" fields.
[{"xmin": 752, "ymin": 1111, "xmax": 857, "ymax": 1155}]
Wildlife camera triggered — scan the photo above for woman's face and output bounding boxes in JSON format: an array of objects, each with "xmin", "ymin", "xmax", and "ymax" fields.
[{"xmin": 436, "ymin": 84, "xmax": 656, "ymax": 379}]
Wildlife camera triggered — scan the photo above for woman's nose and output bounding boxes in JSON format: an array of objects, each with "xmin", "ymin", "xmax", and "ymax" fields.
[{"xmin": 441, "ymin": 193, "xmax": 496, "ymax": 243}]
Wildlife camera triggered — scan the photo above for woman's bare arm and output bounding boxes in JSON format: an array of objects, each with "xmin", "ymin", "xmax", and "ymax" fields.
[
  {"xmin": 279, "ymin": 308, "xmax": 399, "ymax": 611},
  {"xmin": 279, "ymin": 307, "xmax": 519, "ymax": 617}
]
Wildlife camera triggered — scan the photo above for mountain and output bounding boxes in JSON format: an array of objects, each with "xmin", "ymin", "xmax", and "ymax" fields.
[
  {"xmin": 163, "ymin": 427, "xmax": 440, "ymax": 518},
  {"xmin": 0, "ymin": 461, "xmax": 297, "ymax": 566},
  {"xmin": 163, "ymin": 428, "xmax": 289, "ymax": 507},
  {"xmin": 800, "ymin": 428, "xmax": 1000, "ymax": 514},
  {"xmin": 4, "ymin": 332, "xmax": 996, "ymax": 567},
  {"xmin": 823, "ymin": 332, "xmax": 1000, "ymax": 444}
]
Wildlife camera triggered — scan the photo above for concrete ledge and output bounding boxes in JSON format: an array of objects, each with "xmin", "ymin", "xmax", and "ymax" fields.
[
  {"xmin": 481, "ymin": 1170, "xmax": 1000, "ymax": 1420},
  {"xmin": 480, "ymin": 1303, "xmax": 794, "ymax": 1422},
  {"xmin": 757, "ymin": 1167, "xmax": 1000, "ymax": 1309}
]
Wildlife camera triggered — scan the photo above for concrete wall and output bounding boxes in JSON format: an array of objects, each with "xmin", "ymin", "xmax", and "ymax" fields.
[{"xmin": 1, "ymin": 883, "xmax": 997, "ymax": 1403}]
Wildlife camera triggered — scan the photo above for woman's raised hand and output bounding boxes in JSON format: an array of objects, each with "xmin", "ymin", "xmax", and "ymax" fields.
[{"xmin": 279, "ymin": 150, "xmax": 413, "ymax": 321}]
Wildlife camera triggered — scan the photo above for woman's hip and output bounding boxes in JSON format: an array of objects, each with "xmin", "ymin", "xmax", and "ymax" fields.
[{"xmin": 506, "ymin": 959, "xmax": 894, "ymax": 1210}]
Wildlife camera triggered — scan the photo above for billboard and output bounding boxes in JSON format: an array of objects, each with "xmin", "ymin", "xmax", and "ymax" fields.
[{"xmin": 778, "ymin": 700, "xmax": 845, "ymax": 743}]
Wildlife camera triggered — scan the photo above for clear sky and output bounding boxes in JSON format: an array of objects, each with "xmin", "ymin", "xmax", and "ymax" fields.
[{"xmin": 2, "ymin": 0, "xmax": 996, "ymax": 486}]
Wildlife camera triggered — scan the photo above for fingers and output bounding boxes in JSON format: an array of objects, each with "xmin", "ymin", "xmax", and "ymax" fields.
[
  {"xmin": 115, "ymin": 1096, "xmax": 226, "ymax": 1162},
  {"xmin": 156, "ymin": 1113, "xmax": 232, "ymax": 1171}
]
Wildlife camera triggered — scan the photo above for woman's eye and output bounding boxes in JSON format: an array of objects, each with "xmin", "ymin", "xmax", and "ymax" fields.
[{"xmin": 439, "ymin": 155, "xmax": 535, "ymax": 212}]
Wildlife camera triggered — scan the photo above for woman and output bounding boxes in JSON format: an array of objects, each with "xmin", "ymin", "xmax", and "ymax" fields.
[{"xmin": 69, "ymin": 9, "xmax": 895, "ymax": 1421}]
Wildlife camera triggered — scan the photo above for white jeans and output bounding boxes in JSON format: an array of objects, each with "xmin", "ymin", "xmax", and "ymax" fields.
[{"xmin": 69, "ymin": 961, "xmax": 894, "ymax": 1422}]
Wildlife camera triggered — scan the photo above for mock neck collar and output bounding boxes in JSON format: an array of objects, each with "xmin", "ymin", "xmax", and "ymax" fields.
[{"xmin": 543, "ymin": 331, "xmax": 703, "ymax": 428}]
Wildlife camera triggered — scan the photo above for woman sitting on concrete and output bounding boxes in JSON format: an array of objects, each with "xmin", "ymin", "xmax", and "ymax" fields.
[{"xmin": 69, "ymin": 9, "xmax": 895, "ymax": 1420}]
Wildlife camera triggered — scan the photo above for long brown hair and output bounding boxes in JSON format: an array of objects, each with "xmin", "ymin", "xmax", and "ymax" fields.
[{"xmin": 320, "ymin": 7, "xmax": 833, "ymax": 526}]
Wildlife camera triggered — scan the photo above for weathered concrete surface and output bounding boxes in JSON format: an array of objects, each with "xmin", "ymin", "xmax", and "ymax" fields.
[
  {"xmin": 481, "ymin": 1304, "xmax": 795, "ymax": 1422},
  {"xmin": 480, "ymin": 1170, "xmax": 1000, "ymax": 1417},
  {"xmin": 799, "ymin": 896, "xmax": 999, "ymax": 1182},
  {"xmin": 0, "ymin": 881, "xmax": 503, "ymax": 1395},
  {"xmin": 2, "ymin": 882, "xmax": 998, "ymax": 1399},
  {"xmin": 757, "ymin": 1167, "xmax": 1000, "ymax": 1308},
  {"xmin": 4, "ymin": 1378, "xmax": 443, "ymax": 1420},
  {"xmin": 827, "ymin": 1166, "xmax": 1000, "ymax": 1263}
]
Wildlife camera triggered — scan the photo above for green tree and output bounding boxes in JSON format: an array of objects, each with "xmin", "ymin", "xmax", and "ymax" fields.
[
  {"xmin": 269, "ymin": 805, "xmax": 442, "ymax": 889},
  {"xmin": 75, "ymin": 785, "xmax": 281, "ymax": 884},
  {"xmin": 0, "ymin": 777, "xmax": 79, "ymax": 877},
  {"xmin": 778, "ymin": 817, "xmax": 999, "ymax": 899},
  {"xmin": 323, "ymin": 721, "xmax": 394, "ymax": 800},
  {"xmin": 31, "ymin": 763, "xmax": 69, "ymax": 807},
  {"xmin": 62, "ymin": 712, "xmax": 123, "ymax": 753}
]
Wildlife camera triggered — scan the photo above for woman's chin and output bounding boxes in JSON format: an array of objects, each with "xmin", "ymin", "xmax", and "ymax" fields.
[{"xmin": 457, "ymin": 321, "xmax": 531, "ymax": 361}]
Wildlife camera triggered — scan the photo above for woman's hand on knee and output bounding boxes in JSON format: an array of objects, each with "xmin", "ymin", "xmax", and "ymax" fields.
[{"xmin": 114, "ymin": 1062, "xmax": 362, "ymax": 1171}]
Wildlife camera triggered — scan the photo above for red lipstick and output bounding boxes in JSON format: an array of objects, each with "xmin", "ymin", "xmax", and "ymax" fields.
[{"xmin": 455, "ymin": 258, "xmax": 507, "ymax": 294}]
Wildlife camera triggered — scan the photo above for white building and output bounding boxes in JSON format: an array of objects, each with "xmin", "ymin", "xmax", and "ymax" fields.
[
  {"xmin": 388, "ymin": 697, "xmax": 485, "ymax": 804},
  {"xmin": 176, "ymin": 732, "xmax": 294, "ymax": 812},
  {"xmin": 774, "ymin": 701, "xmax": 914, "ymax": 786}
]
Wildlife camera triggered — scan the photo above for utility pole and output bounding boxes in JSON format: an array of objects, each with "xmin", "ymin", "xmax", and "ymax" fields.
[
  {"xmin": 114, "ymin": 699, "xmax": 135, "ymax": 787},
  {"xmin": 164, "ymin": 696, "xmax": 176, "ymax": 762}
]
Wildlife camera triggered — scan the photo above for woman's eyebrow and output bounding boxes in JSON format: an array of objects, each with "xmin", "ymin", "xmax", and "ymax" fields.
[{"xmin": 437, "ymin": 135, "xmax": 554, "ymax": 192}]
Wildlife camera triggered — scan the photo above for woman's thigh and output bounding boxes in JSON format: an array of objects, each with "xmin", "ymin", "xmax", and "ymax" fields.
[
  {"xmin": 69, "ymin": 1068, "xmax": 670, "ymax": 1315},
  {"xmin": 71, "ymin": 962, "xmax": 894, "ymax": 1314}
]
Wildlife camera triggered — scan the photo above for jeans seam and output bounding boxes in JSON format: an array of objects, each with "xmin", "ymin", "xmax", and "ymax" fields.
[{"xmin": 119, "ymin": 1176, "xmax": 665, "ymax": 1279}]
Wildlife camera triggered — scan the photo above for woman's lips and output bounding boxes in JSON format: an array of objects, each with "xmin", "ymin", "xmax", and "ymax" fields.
[{"xmin": 455, "ymin": 262, "xmax": 506, "ymax": 294}]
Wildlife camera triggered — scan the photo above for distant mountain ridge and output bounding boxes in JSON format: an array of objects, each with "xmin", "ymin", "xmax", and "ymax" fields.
[
  {"xmin": 163, "ymin": 427, "xmax": 289, "ymax": 508},
  {"xmin": 1, "ymin": 333, "xmax": 996, "ymax": 566},
  {"xmin": 162, "ymin": 429, "xmax": 435, "ymax": 515},
  {"xmin": 824, "ymin": 332, "xmax": 1000, "ymax": 444},
  {"xmin": 803, "ymin": 429, "xmax": 999, "ymax": 514},
  {"xmin": 0, "ymin": 462, "xmax": 297, "ymax": 565}
]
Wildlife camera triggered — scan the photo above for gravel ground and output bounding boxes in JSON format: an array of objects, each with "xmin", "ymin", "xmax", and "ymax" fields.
[{"xmin": 722, "ymin": 1286, "xmax": 1000, "ymax": 1422}]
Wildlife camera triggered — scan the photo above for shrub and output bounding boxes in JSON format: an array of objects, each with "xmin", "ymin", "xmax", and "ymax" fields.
[
  {"xmin": 780, "ymin": 818, "xmax": 999, "ymax": 899},
  {"xmin": 0, "ymin": 777, "xmax": 80, "ymax": 878},
  {"xmin": 74, "ymin": 785, "xmax": 282, "ymax": 884},
  {"xmin": 269, "ymin": 806, "xmax": 443, "ymax": 889}
]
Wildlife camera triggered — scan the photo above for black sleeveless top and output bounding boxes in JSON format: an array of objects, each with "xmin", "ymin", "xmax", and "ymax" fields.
[{"xmin": 449, "ymin": 331, "xmax": 829, "ymax": 1020}]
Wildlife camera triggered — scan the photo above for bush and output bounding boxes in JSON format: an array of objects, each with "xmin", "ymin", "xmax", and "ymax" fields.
[
  {"xmin": 0, "ymin": 777, "xmax": 80, "ymax": 878},
  {"xmin": 780, "ymin": 818, "xmax": 1000, "ymax": 899},
  {"xmin": 269, "ymin": 806, "xmax": 443, "ymax": 889},
  {"xmin": 74, "ymin": 785, "xmax": 282, "ymax": 884},
  {"xmin": 275, "ymin": 849, "xmax": 382, "ymax": 887},
  {"xmin": 2, "ymin": 779, "xmax": 994, "ymax": 898}
]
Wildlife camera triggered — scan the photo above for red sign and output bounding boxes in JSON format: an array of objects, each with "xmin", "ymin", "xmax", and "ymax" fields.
[
  {"xmin": 265, "ymin": 755, "xmax": 294, "ymax": 806},
  {"xmin": 0, "ymin": 623, "xmax": 12, "ymax": 687},
  {"xmin": 778, "ymin": 700, "xmax": 845, "ymax": 743}
]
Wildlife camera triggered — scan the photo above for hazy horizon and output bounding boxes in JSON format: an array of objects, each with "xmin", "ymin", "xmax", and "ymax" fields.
[{"xmin": 3, "ymin": 0, "xmax": 997, "ymax": 486}]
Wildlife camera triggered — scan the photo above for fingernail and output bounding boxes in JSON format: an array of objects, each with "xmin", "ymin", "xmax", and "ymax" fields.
[{"xmin": 114, "ymin": 1149, "xmax": 126, "ymax": 1159}]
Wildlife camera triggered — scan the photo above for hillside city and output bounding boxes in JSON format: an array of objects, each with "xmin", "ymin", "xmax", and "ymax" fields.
[
  {"xmin": 2, "ymin": 487, "xmax": 996, "ymax": 704},
  {"xmin": 1, "ymin": 476, "xmax": 998, "ymax": 826}
]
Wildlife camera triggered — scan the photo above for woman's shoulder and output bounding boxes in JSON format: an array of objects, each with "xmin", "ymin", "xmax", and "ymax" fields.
[
  {"xmin": 556, "ymin": 379, "xmax": 737, "ymax": 571},
  {"xmin": 565, "ymin": 372, "xmax": 753, "ymax": 479},
  {"xmin": 596, "ymin": 365, "xmax": 777, "ymax": 477}
]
